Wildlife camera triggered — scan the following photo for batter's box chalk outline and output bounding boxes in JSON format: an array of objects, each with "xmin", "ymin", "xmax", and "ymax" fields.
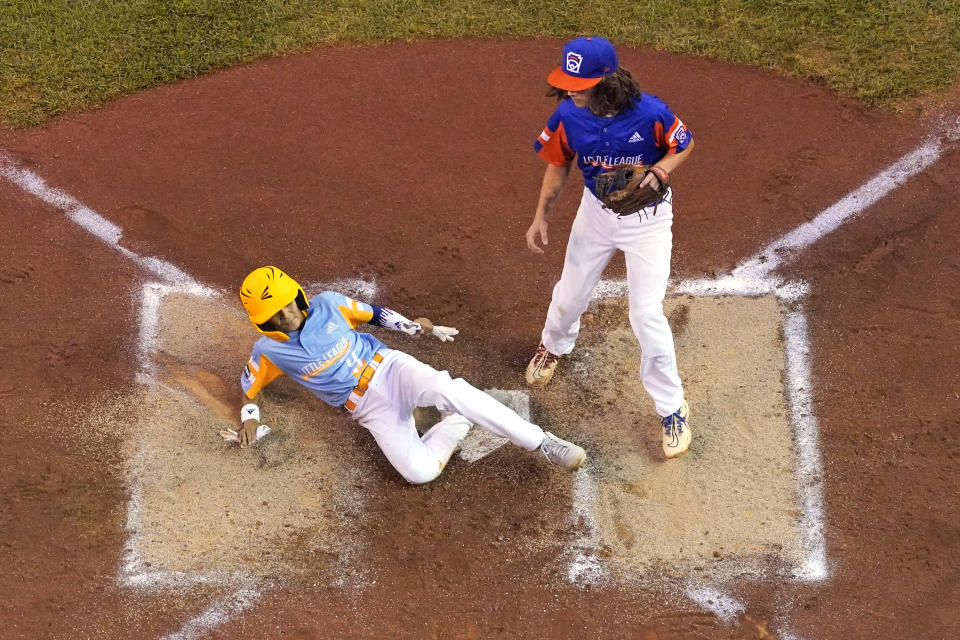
[
  {"xmin": 582, "ymin": 277, "xmax": 826, "ymax": 582},
  {"xmin": 128, "ymin": 279, "xmax": 380, "ymax": 588},
  {"xmin": 127, "ymin": 279, "xmax": 379, "ymax": 638}
]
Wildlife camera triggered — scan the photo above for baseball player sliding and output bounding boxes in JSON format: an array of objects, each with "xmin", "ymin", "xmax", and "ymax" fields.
[
  {"xmin": 222, "ymin": 266, "xmax": 586, "ymax": 483},
  {"xmin": 524, "ymin": 36, "xmax": 694, "ymax": 459}
]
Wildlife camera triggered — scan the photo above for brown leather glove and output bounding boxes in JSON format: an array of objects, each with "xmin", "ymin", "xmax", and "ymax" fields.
[{"xmin": 594, "ymin": 165, "xmax": 670, "ymax": 216}]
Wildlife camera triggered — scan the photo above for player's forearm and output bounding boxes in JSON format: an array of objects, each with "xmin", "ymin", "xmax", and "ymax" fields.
[
  {"xmin": 369, "ymin": 305, "xmax": 458, "ymax": 341},
  {"xmin": 655, "ymin": 138, "xmax": 694, "ymax": 175},
  {"xmin": 369, "ymin": 305, "xmax": 414, "ymax": 332},
  {"xmin": 240, "ymin": 394, "xmax": 260, "ymax": 419},
  {"xmin": 534, "ymin": 163, "xmax": 572, "ymax": 220}
]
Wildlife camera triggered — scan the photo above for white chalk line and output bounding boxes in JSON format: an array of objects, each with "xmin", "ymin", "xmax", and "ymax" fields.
[
  {"xmin": 735, "ymin": 131, "xmax": 953, "ymax": 282},
  {"xmin": 0, "ymin": 153, "xmax": 215, "ymax": 294},
  {"xmin": 125, "ymin": 283, "xmax": 255, "ymax": 588},
  {"xmin": 782, "ymin": 311, "xmax": 827, "ymax": 581},
  {"xmin": 305, "ymin": 278, "xmax": 377, "ymax": 303},
  {"xmin": 124, "ymin": 282, "xmax": 265, "ymax": 639},
  {"xmin": 567, "ymin": 469, "xmax": 605, "ymax": 585},
  {"xmin": 683, "ymin": 583, "xmax": 746, "ymax": 624},
  {"xmin": 159, "ymin": 586, "xmax": 263, "ymax": 640},
  {"xmin": 0, "ymin": 150, "xmax": 250, "ymax": 637}
]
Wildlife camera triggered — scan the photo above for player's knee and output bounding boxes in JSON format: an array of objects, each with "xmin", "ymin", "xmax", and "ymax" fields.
[
  {"xmin": 400, "ymin": 463, "xmax": 443, "ymax": 485},
  {"xmin": 432, "ymin": 375, "xmax": 472, "ymax": 402},
  {"xmin": 629, "ymin": 304, "xmax": 666, "ymax": 330}
]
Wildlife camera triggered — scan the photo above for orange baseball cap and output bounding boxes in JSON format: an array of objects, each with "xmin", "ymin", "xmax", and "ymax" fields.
[{"xmin": 547, "ymin": 36, "xmax": 619, "ymax": 91}]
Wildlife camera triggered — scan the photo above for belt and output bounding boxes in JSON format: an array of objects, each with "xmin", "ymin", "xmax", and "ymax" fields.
[{"xmin": 343, "ymin": 352, "xmax": 384, "ymax": 412}]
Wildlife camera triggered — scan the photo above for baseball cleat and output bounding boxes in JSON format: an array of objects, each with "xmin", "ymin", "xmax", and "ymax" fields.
[
  {"xmin": 525, "ymin": 342, "xmax": 560, "ymax": 387},
  {"xmin": 661, "ymin": 400, "xmax": 691, "ymax": 459},
  {"xmin": 539, "ymin": 431, "xmax": 586, "ymax": 470}
]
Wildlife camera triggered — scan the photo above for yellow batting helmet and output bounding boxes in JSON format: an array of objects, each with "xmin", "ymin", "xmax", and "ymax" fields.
[{"xmin": 239, "ymin": 266, "xmax": 309, "ymax": 341}]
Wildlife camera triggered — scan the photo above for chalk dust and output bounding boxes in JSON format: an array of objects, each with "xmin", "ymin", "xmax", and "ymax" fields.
[
  {"xmin": 536, "ymin": 295, "xmax": 804, "ymax": 580},
  {"xmin": 121, "ymin": 292, "xmax": 364, "ymax": 582}
]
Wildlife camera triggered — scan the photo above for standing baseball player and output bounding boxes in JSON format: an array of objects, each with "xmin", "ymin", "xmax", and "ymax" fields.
[
  {"xmin": 223, "ymin": 266, "xmax": 586, "ymax": 484},
  {"xmin": 524, "ymin": 36, "xmax": 694, "ymax": 459}
]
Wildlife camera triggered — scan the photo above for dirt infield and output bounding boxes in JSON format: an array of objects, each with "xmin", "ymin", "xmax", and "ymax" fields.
[{"xmin": 1, "ymin": 38, "xmax": 958, "ymax": 639}]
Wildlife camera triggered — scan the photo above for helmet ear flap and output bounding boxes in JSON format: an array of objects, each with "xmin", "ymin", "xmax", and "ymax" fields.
[
  {"xmin": 253, "ymin": 288, "xmax": 308, "ymax": 342},
  {"xmin": 256, "ymin": 323, "xmax": 293, "ymax": 342},
  {"xmin": 295, "ymin": 290, "xmax": 308, "ymax": 313}
]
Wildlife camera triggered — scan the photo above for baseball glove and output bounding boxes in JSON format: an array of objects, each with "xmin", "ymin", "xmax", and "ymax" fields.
[{"xmin": 593, "ymin": 165, "xmax": 670, "ymax": 216}]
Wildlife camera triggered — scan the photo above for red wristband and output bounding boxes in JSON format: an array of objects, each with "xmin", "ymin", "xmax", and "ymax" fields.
[{"xmin": 650, "ymin": 166, "xmax": 669, "ymax": 183}]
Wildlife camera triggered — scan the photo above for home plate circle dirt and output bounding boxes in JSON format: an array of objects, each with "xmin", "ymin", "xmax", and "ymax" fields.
[{"xmin": 0, "ymin": 38, "xmax": 957, "ymax": 639}]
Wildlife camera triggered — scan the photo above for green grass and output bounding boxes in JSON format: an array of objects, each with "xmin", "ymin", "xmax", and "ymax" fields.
[{"xmin": 2, "ymin": 0, "xmax": 959, "ymax": 128}]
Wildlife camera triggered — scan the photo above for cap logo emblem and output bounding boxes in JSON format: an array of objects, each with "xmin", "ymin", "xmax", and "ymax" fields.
[{"xmin": 565, "ymin": 51, "xmax": 584, "ymax": 74}]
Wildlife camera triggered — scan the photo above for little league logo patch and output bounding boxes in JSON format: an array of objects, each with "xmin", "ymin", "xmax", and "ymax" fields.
[
  {"xmin": 566, "ymin": 51, "xmax": 584, "ymax": 74},
  {"xmin": 674, "ymin": 126, "xmax": 689, "ymax": 145}
]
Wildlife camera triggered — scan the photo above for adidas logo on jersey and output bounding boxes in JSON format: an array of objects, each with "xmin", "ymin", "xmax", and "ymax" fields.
[
  {"xmin": 326, "ymin": 321, "xmax": 338, "ymax": 334},
  {"xmin": 628, "ymin": 131, "xmax": 644, "ymax": 143}
]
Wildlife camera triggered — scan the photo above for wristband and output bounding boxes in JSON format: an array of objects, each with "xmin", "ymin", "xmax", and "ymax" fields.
[
  {"xmin": 650, "ymin": 166, "xmax": 669, "ymax": 183},
  {"xmin": 241, "ymin": 403, "xmax": 260, "ymax": 423}
]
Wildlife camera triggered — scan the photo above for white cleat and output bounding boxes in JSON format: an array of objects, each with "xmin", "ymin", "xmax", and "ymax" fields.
[{"xmin": 539, "ymin": 431, "xmax": 586, "ymax": 470}]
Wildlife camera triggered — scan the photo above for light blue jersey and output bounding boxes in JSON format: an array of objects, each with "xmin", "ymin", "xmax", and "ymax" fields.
[{"xmin": 241, "ymin": 291, "xmax": 386, "ymax": 407}]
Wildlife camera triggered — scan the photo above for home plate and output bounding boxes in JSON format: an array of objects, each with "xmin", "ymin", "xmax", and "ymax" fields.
[{"xmin": 458, "ymin": 389, "xmax": 530, "ymax": 463}]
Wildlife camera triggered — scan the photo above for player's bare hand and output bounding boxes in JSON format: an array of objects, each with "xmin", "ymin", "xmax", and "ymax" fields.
[
  {"xmin": 526, "ymin": 218, "xmax": 549, "ymax": 254},
  {"xmin": 223, "ymin": 419, "xmax": 270, "ymax": 448}
]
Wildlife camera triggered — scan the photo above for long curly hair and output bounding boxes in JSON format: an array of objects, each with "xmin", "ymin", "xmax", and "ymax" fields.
[{"xmin": 548, "ymin": 68, "xmax": 642, "ymax": 115}]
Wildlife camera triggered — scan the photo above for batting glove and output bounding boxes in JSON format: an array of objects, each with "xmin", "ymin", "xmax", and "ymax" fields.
[
  {"xmin": 429, "ymin": 325, "xmax": 458, "ymax": 342},
  {"xmin": 399, "ymin": 320, "xmax": 422, "ymax": 335}
]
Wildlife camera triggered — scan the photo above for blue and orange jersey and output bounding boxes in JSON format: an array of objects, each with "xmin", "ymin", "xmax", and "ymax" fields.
[
  {"xmin": 241, "ymin": 291, "xmax": 387, "ymax": 407},
  {"xmin": 533, "ymin": 93, "xmax": 692, "ymax": 192}
]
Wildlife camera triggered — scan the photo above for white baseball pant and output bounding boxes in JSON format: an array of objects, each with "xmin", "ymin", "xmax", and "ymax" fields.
[
  {"xmin": 541, "ymin": 187, "xmax": 684, "ymax": 417},
  {"xmin": 349, "ymin": 349, "xmax": 545, "ymax": 484}
]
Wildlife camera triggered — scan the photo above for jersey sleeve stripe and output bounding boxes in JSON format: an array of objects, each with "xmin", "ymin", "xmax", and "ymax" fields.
[
  {"xmin": 535, "ymin": 121, "xmax": 575, "ymax": 166},
  {"xmin": 654, "ymin": 121, "xmax": 666, "ymax": 148},
  {"xmin": 242, "ymin": 354, "xmax": 285, "ymax": 399},
  {"xmin": 664, "ymin": 118, "xmax": 691, "ymax": 152},
  {"xmin": 665, "ymin": 119, "xmax": 681, "ymax": 147},
  {"xmin": 337, "ymin": 299, "xmax": 374, "ymax": 328}
]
